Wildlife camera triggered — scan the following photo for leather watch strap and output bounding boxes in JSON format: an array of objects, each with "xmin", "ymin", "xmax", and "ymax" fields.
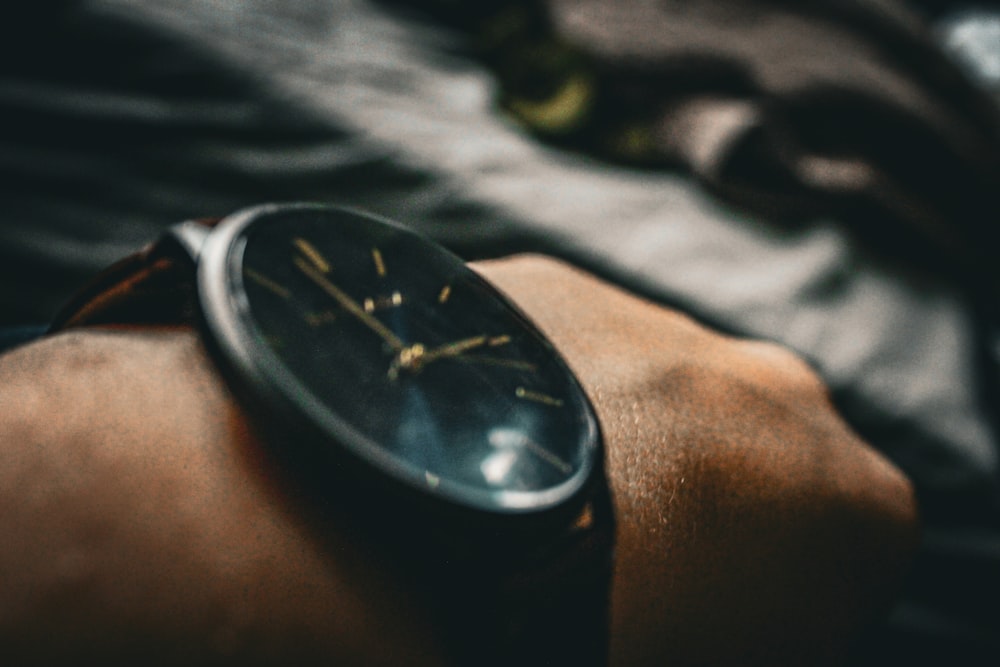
[
  {"xmin": 49, "ymin": 219, "xmax": 221, "ymax": 332},
  {"xmin": 49, "ymin": 249, "xmax": 192, "ymax": 331},
  {"xmin": 484, "ymin": 478, "xmax": 614, "ymax": 666}
]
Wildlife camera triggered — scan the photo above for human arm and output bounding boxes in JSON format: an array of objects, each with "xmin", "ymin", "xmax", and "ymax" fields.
[
  {"xmin": 0, "ymin": 255, "xmax": 918, "ymax": 665},
  {"xmin": 480, "ymin": 255, "xmax": 919, "ymax": 666}
]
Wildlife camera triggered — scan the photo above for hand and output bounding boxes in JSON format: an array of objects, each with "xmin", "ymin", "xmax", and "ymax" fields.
[
  {"xmin": 417, "ymin": 334, "xmax": 491, "ymax": 364},
  {"xmin": 294, "ymin": 256, "xmax": 404, "ymax": 352},
  {"xmin": 0, "ymin": 255, "xmax": 918, "ymax": 666},
  {"xmin": 475, "ymin": 256, "xmax": 919, "ymax": 666},
  {"xmin": 388, "ymin": 334, "xmax": 495, "ymax": 378}
]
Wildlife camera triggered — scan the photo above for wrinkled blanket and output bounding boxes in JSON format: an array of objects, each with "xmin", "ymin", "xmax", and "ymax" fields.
[{"xmin": 1, "ymin": 1, "xmax": 998, "ymax": 663}]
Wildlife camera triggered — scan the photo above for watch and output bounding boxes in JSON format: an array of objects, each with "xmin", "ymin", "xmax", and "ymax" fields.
[{"xmin": 50, "ymin": 202, "xmax": 615, "ymax": 666}]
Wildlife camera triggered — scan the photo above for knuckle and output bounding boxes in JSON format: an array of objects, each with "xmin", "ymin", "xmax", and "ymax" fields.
[{"xmin": 733, "ymin": 338, "xmax": 828, "ymax": 396}]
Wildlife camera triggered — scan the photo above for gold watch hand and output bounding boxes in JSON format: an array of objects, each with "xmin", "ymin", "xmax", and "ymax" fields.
[
  {"xmin": 389, "ymin": 334, "xmax": 497, "ymax": 379},
  {"xmin": 419, "ymin": 335, "xmax": 490, "ymax": 364},
  {"xmin": 294, "ymin": 256, "xmax": 404, "ymax": 352}
]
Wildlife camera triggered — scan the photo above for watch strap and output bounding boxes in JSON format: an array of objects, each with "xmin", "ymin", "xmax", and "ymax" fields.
[
  {"xmin": 482, "ymin": 476, "xmax": 615, "ymax": 667},
  {"xmin": 49, "ymin": 219, "xmax": 220, "ymax": 331}
]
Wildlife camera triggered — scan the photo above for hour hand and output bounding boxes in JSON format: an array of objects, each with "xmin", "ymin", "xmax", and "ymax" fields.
[
  {"xmin": 420, "ymin": 335, "xmax": 490, "ymax": 364},
  {"xmin": 294, "ymin": 257, "xmax": 404, "ymax": 352},
  {"xmin": 389, "ymin": 334, "xmax": 500, "ymax": 379}
]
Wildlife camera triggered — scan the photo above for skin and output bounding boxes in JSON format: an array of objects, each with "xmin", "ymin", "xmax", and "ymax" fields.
[{"xmin": 0, "ymin": 255, "xmax": 918, "ymax": 665}]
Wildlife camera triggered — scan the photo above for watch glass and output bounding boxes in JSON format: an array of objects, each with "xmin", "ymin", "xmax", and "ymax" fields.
[{"xmin": 208, "ymin": 205, "xmax": 598, "ymax": 513}]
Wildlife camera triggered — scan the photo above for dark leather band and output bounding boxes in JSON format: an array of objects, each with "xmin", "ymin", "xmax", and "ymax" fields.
[
  {"xmin": 49, "ymin": 248, "xmax": 193, "ymax": 331},
  {"xmin": 475, "ymin": 478, "xmax": 615, "ymax": 667},
  {"xmin": 49, "ymin": 218, "xmax": 223, "ymax": 332}
]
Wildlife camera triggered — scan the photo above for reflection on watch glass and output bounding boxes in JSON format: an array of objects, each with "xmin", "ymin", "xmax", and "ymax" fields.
[{"xmin": 228, "ymin": 206, "xmax": 595, "ymax": 512}]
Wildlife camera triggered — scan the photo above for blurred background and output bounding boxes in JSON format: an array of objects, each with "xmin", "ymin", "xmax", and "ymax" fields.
[{"xmin": 2, "ymin": 1, "xmax": 998, "ymax": 664}]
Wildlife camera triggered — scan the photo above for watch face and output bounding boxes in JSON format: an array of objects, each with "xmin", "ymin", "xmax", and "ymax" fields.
[{"xmin": 199, "ymin": 204, "xmax": 599, "ymax": 514}]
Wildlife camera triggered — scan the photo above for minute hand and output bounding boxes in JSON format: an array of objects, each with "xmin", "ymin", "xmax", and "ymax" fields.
[{"xmin": 294, "ymin": 257, "xmax": 404, "ymax": 352}]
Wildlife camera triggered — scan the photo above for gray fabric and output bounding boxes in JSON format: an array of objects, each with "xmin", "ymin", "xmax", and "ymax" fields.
[{"xmin": 105, "ymin": 0, "xmax": 996, "ymax": 495}]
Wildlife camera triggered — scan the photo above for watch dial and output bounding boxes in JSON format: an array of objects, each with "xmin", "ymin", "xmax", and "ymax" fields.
[{"xmin": 214, "ymin": 205, "xmax": 597, "ymax": 513}]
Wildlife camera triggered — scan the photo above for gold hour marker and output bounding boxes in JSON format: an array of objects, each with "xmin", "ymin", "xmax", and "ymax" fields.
[
  {"xmin": 293, "ymin": 237, "xmax": 331, "ymax": 274},
  {"xmin": 245, "ymin": 268, "xmax": 291, "ymax": 299},
  {"xmin": 372, "ymin": 248, "xmax": 387, "ymax": 277},
  {"xmin": 362, "ymin": 292, "xmax": 405, "ymax": 313},
  {"xmin": 488, "ymin": 335, "xmax": 511, "ymax": 347},
  {"xmin": 515, "ymin": 387, "xmax": 564, "ymax": 407},
  {"xmin": 438, "ymin": 285, "xmax": 451, "ymax": 303}
]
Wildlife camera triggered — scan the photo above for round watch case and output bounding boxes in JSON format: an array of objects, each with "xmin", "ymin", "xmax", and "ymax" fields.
[{"xmin": 189, "ymin": 203, "xmax": 603, "ymax": 527}]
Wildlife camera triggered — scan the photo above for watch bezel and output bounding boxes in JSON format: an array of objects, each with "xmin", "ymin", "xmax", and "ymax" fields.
[{"xmin": 194, "ymin": 203, "xmax": 602, "ymax": 521}]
